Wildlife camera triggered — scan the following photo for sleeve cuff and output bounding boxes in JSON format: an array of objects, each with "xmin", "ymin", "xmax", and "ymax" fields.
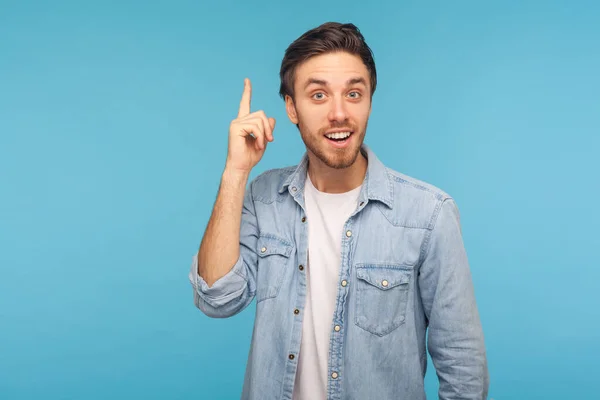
[{"xmin": 188, "ymin": 252, "xmax": 248, "ymax": 308}]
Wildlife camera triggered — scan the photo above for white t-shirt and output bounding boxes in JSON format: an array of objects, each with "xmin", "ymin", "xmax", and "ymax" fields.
[{"xmin": 292, "ymin": 172, "xmax": 362, "ymax": 400}]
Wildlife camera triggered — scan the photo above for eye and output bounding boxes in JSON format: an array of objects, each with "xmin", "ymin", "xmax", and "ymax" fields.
[
  {"xmin": 312, "ymin": 92, "xmax": 326, "ymax": 100},
  {"xmin": 348, "ymin": 91, "xmax": 362, "ymax": 99}
]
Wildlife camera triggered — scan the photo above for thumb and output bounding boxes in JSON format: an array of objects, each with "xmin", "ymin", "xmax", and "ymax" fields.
[{"xmin": 268, "ymin": 117, "xmax": 276, "ymax": 132}]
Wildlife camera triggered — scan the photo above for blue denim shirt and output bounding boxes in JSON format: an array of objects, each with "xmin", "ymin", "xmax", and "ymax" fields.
[{"xmin": 189, "ymin": 144, "xmax": 489, "ymax": 400}]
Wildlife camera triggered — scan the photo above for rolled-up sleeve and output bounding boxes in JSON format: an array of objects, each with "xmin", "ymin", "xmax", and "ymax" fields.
[
  {"xmin": 419, "ymin": 198, "xmax": 489, "ymax": 399},
  {"xmin": 188, "ymin": 182, "xmax": 259, "ymax": 318}
]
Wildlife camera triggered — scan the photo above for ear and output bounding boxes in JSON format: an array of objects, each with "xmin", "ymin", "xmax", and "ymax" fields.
[{"xmin": 285, "ymin": 95, "xmax": 299, "ymax": 125}]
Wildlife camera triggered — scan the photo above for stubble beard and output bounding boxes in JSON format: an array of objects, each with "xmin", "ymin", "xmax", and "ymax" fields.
[{"xmin": 298, "ymin": 119, "xmax": 368, "ymax": 170}]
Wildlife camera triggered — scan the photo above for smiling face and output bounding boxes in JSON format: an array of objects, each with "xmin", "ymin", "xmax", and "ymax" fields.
[{"xmin": 285, "ymin": 51, "xmax": 372, "ymax": 169}]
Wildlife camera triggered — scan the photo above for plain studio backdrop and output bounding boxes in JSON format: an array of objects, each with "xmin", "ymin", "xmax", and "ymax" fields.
[{"xmin": 1, "ymin": 1, "xmax": 599, "ymax": 399}]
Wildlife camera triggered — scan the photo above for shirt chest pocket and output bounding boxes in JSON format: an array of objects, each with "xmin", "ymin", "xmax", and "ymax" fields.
[
  {"xmin": 354, "ymin": 264, "xmax": 413, "ymax": 336},
  {"xmin": 256, "ymin": 234, "xmax": 294, "ymax": 303}
]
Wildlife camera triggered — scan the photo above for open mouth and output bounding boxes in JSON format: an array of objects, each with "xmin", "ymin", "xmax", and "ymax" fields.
[{"xmin": 324, "ymin": 131, "xmax": 354, "ymax": 147}]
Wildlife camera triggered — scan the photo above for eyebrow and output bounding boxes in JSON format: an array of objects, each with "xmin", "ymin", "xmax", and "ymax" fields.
[{"xmin": 304, "ymin": 77, "xmax": 367, "ymax": 90}]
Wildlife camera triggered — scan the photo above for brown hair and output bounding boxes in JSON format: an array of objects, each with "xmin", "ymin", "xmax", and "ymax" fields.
[{"xmin": 279, "ymin": 22, "xmax": 377, "ymax": 101}]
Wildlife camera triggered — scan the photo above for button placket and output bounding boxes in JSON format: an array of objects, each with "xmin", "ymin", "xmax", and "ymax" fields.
[{"xmin": 327, "ymin": 220, "xmax": 353, "ymax": 393}]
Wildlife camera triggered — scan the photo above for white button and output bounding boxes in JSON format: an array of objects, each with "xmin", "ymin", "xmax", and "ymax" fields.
[
  {"xmin": 346, "ymin": 230, "xmax": 352, "ymax": 237},
  {"xmin": 341, "ymin": 280, "xmax": 347, "ymax": 287},
  {"xmin": 261, "ymin": 247, "xmax": 267, "ymax": 253},
  {"xmin": 334, "ymin": 325, "xmax": 341, "ymax": 332},
  {"xmin": 292, "ymin": 186, "xmax": 297, "ymax": 192},
  {"xmin": 331, "ymin": 372, "xmax": 338, "ymax": 379},
  {"xmin": 382, "ymin": 280, "xmax": 388, "ymax": 287}
]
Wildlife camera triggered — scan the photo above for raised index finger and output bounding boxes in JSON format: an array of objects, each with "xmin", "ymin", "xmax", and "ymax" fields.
[{"xmin": 237, "ymin": 78, "xmax": 252, "ymax": 118}]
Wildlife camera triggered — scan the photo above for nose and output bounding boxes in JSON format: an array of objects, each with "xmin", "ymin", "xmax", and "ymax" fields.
[{"xmin": 328, "ymin": 96, "xmax": 348, "ymax": 123}]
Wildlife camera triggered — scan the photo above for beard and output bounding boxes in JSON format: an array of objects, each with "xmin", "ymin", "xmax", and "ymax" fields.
[{"xmin": 298, "ymin": 118, "xmax": 367, "ymax": 170}]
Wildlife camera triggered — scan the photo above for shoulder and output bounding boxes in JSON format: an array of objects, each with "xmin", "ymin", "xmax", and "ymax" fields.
[
  {"xmin": 386, "ymin": 167, "xmax": 452, "ymax": 202},
  {"xmin": 247, "ymin": 165, "xmax": 297, "ymax": 203},
  {"xmin": 383, "ymin": 167, "xmax": 455, "ymax": 230}
]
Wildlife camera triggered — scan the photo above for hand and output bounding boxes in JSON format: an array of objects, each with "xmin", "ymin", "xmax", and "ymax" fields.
[{"xmin": 225, "ymin": 78, "xmax": 276, "ymax": 173}]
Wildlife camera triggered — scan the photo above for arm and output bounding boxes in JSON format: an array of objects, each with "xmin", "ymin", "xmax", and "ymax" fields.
[
  {"xmin": 419, "ymin": 198, "xmax": 489, "ymax": 399},
  {"xmin": 188, "ymin": 78, "xmax": 275, "ymax": 318},
  {"xmin": 198, "ymin": 168, "xmax": 250, "ymax": 288},
  {"xmin": 188, "ymin": 175, "xmax": 260, "ymax": 318}
]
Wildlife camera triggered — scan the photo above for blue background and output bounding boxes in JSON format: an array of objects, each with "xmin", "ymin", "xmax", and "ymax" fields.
[{"xmin": 1, "ymin": 1, "xmax": 599, "ymax": 399}]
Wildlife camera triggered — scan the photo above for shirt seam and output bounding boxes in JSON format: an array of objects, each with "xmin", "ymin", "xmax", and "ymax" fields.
[{"xmin": 418, "ymin": 196, "xmax": 451, "ymax": 266}]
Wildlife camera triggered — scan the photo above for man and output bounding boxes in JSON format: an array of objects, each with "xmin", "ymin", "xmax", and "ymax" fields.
[{"xmin": 189, "ymin": 22, "xmax": 489, "ymax": 400}]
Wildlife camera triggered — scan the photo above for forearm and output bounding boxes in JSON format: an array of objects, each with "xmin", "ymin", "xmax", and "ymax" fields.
[{"xmin": 198, "ymin": 167, "xmax": 250, "ymax": 287}]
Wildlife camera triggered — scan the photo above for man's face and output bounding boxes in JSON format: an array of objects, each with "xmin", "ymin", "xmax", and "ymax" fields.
[{"xmin": 285, "ymin": 51, "xmax": 372, "ymax": 169}]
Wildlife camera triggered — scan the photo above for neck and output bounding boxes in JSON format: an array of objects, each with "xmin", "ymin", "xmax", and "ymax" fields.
[{"xmin": 307, "ymin": 151, "xmax": 368, "ymax": 193}]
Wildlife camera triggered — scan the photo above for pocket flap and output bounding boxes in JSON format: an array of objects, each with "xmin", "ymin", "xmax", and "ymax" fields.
[
  {"xmin": 356, "ymin": 266, "xmax": 411, "ymax": 290},
  {"xmin": 257, "ymin": 235, "xmax": 293, "ymax": 258}
]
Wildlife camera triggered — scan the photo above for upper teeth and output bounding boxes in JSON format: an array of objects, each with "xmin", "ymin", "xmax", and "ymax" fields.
[{"xmin": 326, "ymin": 131, "xmax": 351, "ymax": 139}]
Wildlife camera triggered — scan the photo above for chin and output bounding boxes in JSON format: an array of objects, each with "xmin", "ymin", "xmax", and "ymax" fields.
[
  {"xmin": 301, "ymin": 124, "xmax": 365, "ymax": 169},
  {"xmin": 321, "ymin": 146, "xmax": 362, "ymax": 169}
]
